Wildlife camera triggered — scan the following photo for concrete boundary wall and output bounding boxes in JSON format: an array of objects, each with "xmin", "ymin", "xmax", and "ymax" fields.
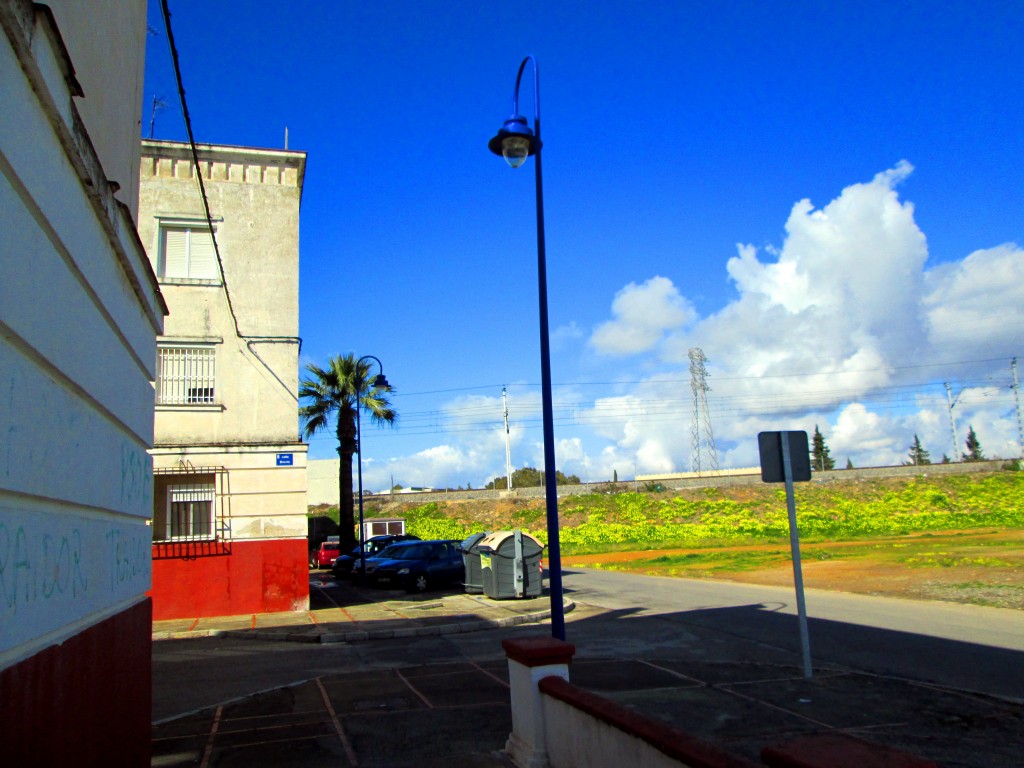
[
  {"xmin": 539, "ymin": 675, "xmax": 760, "ymax": 768},
  {"xmin": 501, "ymin": 637, "xmax": 760, "ymax": 768},
  {"xmin": 503, "ymin": 639, "xmax": 933, "ymax": 768},
  {"xmin": 305, "ymin": 459, "xmax": 1012, "ymax": 507}
]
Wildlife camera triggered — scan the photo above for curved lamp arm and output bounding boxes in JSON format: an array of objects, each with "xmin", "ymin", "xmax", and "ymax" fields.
[{"xmin": 488, "ymin": 56, "xmax": 542, "ymax": 166}]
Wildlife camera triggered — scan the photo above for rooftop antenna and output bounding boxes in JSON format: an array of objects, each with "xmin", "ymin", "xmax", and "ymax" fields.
[
  {"xmin": 284, "ymin": 126, "xmax": 289, "ymax": 150},
  {"xmin": 148, "ymin": 95, "xmax": 167, "ymax": 138}
]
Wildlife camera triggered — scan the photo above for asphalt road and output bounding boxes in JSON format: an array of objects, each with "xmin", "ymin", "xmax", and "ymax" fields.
[
  {"xmin": 152, "ymin": 569, "xmax": 1024, "ymax": 722},
  {"xmin": 556, "ymin": 568, "xmax": 1024, "ymax": 700}
]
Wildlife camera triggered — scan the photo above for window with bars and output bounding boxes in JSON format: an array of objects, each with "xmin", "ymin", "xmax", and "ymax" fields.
[
  {"xmin": 156, "ymin": 345, "xmax": 216, "ymax": 405},
  {"xmin": 159, "ymin": 224, "xmax": 219, "ymax": 280},
  {"xmin": 152, "ymin": 468, "xmax": 228, "ymax": 545},
  {"xmin": 165, "ymin": 482, "xmax": 216, "ymax": 541}
]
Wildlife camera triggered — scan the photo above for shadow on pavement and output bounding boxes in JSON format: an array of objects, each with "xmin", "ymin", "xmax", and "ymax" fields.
[{"xmin": 152, "ymin": 590, "xmax": 1024, "ymax": 767}]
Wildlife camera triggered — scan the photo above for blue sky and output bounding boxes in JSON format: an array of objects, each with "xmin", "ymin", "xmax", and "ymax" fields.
[{"xmin": 145, "ymin": 1, "xmax": 1024, "ymax": 489}]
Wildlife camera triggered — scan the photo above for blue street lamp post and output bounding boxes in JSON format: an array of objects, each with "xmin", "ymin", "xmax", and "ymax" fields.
[
  {"xmin": 355, "ymin": 355, "xmax": 390, "ymax": 580},
  {"xmin": 488, "ymin": 56, "xmax": 565, "ymax": 641}
]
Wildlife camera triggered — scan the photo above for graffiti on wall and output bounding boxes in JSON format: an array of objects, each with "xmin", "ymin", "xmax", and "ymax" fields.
[
  {"xmin": 120, "ymin": 441, "xmax": 152, "ymax": 510},
  {"xmin": 0, "ymin": 509, "xmax": 151, "ymax": 650}
]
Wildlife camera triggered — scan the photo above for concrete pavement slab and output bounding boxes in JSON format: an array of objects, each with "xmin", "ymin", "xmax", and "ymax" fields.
[{"xmin": 152, "ymin": 572, "xmax": 1023, "ymax": 767}]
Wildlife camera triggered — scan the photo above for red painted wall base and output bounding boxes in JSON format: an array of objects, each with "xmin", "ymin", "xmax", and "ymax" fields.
[
  {"xmin": 0, "ymin": 600, "xmax": 152, "ymax": 767},
  {"xmin": 150, "ymin": 538, "xmax": 309, "ymax": 620}
]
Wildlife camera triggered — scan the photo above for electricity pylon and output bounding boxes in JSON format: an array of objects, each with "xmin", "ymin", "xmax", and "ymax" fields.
[{"xmin": 689, "ymin": 348, "xmax": 719, "ymax": 475}]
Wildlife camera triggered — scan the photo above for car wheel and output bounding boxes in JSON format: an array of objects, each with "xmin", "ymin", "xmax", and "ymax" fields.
[{"xmin": 408, "ymin": 573, "xmax": 429, "ymax": 593}]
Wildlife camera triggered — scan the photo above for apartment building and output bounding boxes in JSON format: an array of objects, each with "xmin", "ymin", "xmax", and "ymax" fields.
[{"xmin": 138, "ymin": 139, "xmax": 309, "ymax": 620}]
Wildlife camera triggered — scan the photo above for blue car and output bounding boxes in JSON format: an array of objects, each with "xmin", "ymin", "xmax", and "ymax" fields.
[
  {"xmin": 361, "ymin": 539, "xmax": 464, "ymax": 593},
  {"xmin": 332, "ymin": 534, "xmax": 420, "ymax": 579}
]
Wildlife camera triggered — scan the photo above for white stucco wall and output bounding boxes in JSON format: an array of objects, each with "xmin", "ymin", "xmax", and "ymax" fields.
[
  {"xmin": 1, "ymin": 0, "xmax": 162, "ymax": 666},
  {"xmin": 139, "ymin": 140, "xmax": 308, "ymax": 543},
  {"xmin": 47, "ymin": 1, "xmax": 147, "ymax": 222},
  {"xmin": 307, "ymin": 458, "xmax": 342, "ymax": 505}
]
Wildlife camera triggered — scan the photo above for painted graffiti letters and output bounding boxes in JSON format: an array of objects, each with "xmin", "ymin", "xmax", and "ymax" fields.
[
  {"xmin": 0, "ymin": 523, "xmax": 34, "ymax": 611},
  {"xmin": 105, "ymin": 528, "xmax": 146, "ymax": 591},
  {"xmin": 40, "ymin": 529, "xmax": 87, "ymax": 600},
  {"xmin": 1, "ymin": 512, "xmax": 150, "ymax": 631},
  {"xmin": 0, "ymin": 521, "xmax": 94, "ymax": 615},
  {"xmin": 120, "ymin": 442, "xmax": 152, "ymax": 510}
]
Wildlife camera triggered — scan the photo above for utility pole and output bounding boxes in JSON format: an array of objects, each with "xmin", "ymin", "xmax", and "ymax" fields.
[
  {"xmin": 1012, "ymin": 358, "xmax": 1023, "ymax": 460},
  {"xmin": 502, "ymin": 386, "xmax": 513, "ymax": 490},
  {"xmin": 945, "ymin": 382, "xmax": 961, "ymax": 462}
]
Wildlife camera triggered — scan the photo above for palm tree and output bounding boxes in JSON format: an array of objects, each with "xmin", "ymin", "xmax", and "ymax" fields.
[{"xmin": 299, "ymin": 354, "xmax": 396, "ymax": 551}]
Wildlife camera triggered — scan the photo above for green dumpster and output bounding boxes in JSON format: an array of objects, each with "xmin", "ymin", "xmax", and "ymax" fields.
[
  {"xmin": 478, "ymin": 530, "xmax": 544, "ymax": 599},
  {"xmin": 460, "ymin": 531, "xmax": 490, "ymax": 594}
]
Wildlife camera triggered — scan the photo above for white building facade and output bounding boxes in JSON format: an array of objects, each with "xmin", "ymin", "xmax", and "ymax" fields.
[
  {"xmin": 138, "ymin": 139, "xmax": 309, "ymax": 620},
  {"xmin": 1, "ymin": 2, "xmax": 163, "ymax": 764}
]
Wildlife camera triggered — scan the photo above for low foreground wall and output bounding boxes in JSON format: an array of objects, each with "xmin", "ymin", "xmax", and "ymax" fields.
[
  {"xmin": 502, "ymin": 637, "xmax": 758, "ymax": 768},
  {"xmin": 539, "ymin": 675, "xmax": 759, "ymax": 768},
  {"xmin": 501, "ymin": 637, "xmax": 937, "ymax": 768}
]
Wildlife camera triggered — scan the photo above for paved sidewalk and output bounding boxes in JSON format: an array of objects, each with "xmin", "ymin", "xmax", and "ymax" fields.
[
  {"xmin": 151, "ymin": 655, "xmax": 1024, "ymax": 767},
  {"xmin": 151, "ymin": 575, "xmax": 1024, "ymax": 767},
  {"xmin": 152, "ymin": 580, "xmax": 571, "ymax": 644}
]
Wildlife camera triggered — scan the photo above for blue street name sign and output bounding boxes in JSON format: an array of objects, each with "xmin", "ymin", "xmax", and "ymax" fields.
[{"xmin": 275, "ymin": 453, "xmax": 294, "ymax": 466}]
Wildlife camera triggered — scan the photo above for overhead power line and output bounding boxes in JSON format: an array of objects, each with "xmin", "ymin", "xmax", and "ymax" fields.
[{"xmin": 159, "ymin": 0, "xmax": 301, "ymax": 402}]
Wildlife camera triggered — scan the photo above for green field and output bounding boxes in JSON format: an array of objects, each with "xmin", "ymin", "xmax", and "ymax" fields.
[
  {"xmin": 349, "ymin": 469, "xmax": 1024, "ymax": 553},
  {"xmin": 312, "ymin": 469, "xmax": 1024, "ymax": 608}
]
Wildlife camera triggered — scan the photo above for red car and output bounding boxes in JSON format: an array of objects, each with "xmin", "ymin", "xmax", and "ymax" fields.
[{"xmin": 311, "ymin": 541, "xmax": 341, "ymax": 568}]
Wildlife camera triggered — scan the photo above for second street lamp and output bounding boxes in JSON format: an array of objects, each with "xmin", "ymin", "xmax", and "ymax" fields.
[
  {"xmin": 355, "ymin": 355, "xmax": 390, "ymax": 580},
  {"xmin": 488, "ymin": 55, "xmax": 566, "ymax": 641}
]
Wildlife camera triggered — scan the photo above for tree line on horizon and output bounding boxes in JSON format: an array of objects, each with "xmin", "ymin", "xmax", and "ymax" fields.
[
  {"xmin": 484, "ymin": 466, "xmax": 581, "ymax": 490},
  {"xmin": 812, "ymin": 423, "xmax": 991, "ymax": 472}
]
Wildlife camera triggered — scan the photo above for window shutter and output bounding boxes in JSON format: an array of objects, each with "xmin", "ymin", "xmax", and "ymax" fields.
[
  {"xmin": 162, "ymin": 228, "xmax": 188, "ymax": 278},
  {"xmin": 188, "ymin": 228, "xmax": 218, "ymax": 280}
]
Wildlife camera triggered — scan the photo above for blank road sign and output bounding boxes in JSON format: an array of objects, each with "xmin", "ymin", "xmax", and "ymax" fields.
[{"xmin": 758, "ymin": 431, "xmax": 811, "ymax": 483}]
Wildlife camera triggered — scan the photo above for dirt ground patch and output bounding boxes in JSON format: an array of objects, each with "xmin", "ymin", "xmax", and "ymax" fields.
[{"xmin": 564, "ymin": 529, "xmax": 1024, "ymax": 610}]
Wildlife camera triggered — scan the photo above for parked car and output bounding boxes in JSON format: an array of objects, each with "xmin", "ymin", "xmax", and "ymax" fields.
[
  {"xmin": 310, "ymin": 541, "xmax": 341, "ymax": 569},
  {"xmin": 332, "ymin": 534, "xmax": 421, "ymax": 579},
  {"xmin": 359, "ymin": 539, "xmax": 464, "ymax": 593}
]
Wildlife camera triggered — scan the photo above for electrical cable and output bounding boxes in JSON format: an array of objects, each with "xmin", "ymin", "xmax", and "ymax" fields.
[{"xmin": 159, "ymin": 0, "xmax": 300, "ymax": 401}]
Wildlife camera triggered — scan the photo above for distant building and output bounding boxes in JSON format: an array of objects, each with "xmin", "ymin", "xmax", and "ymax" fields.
[
  {"xmin": 1, "ymin": 2, "xmax": 164, "ymax": 764},
  {"xmin": 307, "ymin": 458, "xmax": 434, "ymax": 505},
  {"xmin": 138, "ymin": 139, "xmax": 309, "ymax": 620},
  {"xmin": 635, "ymin": 468, "xmax": 760, "ymax": 482}
]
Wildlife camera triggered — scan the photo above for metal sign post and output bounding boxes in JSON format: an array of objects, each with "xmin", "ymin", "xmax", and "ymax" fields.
[{"xmin": 758, "ymin": 430, "xmax": 813, "ymax": 678}]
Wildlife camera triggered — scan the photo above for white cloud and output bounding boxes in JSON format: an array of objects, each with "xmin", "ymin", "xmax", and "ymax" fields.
[
  {"xmin": 363, "ymin": 164, "xmax": 1023, "ymax": 487},
  {"xmin": 576, "ymin": 163, "xmax": 1022, "ymax": 475},
  {"xmin": 551, "ymin": 321, "xmax": 585, "ymax": 350},
  {"xmin": 924, "ymin": 244, "xmax": 1024, "ymax": 357},
  {"xmin": 589, "ymin": 276, "xmax": 696, "ymax": 356},
  {"xmin": 696, "ymin": 161, "xmax": 928, "ymax": 385},
  {"xmin": 830, "ymin": 404, "xmax": 901, "ymax": 467}
]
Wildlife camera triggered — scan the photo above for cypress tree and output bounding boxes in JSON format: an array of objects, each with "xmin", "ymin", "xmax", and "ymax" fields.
[
  {"xmin": 811, "ymin": 425, "xmax": 835, "ymax": 471},
  {"xmin": 963, "ymin": 426, "xmax": 985, "ymax": 462},
  {"xmin": 907, "ymin": 434, "xmax": 931, "ymax": 465}
]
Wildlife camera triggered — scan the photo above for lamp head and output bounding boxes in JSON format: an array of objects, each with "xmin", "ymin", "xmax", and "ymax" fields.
[
  {"xmin": 488, "ymin": 115, "xmax": 540, "ymax": 168},
  {"xmin": 372, "ymin": 373, "xmax": 390, "ymax": 389}
]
